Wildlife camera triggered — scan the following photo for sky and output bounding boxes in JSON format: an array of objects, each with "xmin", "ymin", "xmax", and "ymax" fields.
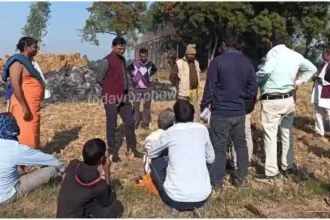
[{"xmin": 0, "ymin": 2, "xmax": 119, "ymax": 61}]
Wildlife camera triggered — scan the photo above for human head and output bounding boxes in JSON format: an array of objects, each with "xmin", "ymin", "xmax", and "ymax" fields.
[
  {"xmin": 220, "ymin": 30, "xmax": 238, "ymax": 52},
  {"xmin": 185, "ymin": 44, "xmax": 196, "ymax": 62},
  {"xmin": 0, "ymin": 112, "xmax": 20, "ymax": 141},
  {"xmin": 16, "ymin": 37, "xmax": 38, "ymax": 57},
  {"xmin": 112, "ymin": 37, "xmax": 127, "ymax": 57},
  {"xmin": 173, "ymin": 99, "xmax": 194, "ymax": 123},
  {"xmin": 270, "ymin": 32, "xmax": 286, "ymax": 48},
  {"xmin": 139, "ymin": 48, "xmax": 148, "ymax": 63},
  {"xmin": 157, "ymin": 109, "xmax": 175, "ymax": 130},
  {"xmin": 322, "ymin": 48, "xmax": 330, "ymax": 62},
  {"xmin": 82, "ymin": 138, "xmax": 107, "ymax": 166}
]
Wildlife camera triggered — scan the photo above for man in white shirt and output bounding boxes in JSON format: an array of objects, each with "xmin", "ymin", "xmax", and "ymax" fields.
[
  {"xmin": 311, "ymin": 48, "xmax": 330, "ymax": 138},
  {"xmin": 148, "ymin": 99, "xmax": 215, "ymax": 211},
  {"xmin": 255, "ymin": 32, "xmax": 317, "ymax": 182}
]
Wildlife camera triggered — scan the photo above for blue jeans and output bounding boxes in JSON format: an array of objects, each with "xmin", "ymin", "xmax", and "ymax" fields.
[{"xmin": 210, "ymin": 115, "xmax": 249, "ymax": 186}]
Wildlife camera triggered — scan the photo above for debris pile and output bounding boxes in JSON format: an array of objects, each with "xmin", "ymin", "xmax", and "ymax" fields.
[{"xmin": 0, "ymin": 53, "xmax": 88, "ymax": 73}]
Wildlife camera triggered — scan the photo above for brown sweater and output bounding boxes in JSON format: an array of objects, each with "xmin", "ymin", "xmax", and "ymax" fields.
[{"xmin": 170, "ymin": 61, "xmax": 198, "ymax": 89}]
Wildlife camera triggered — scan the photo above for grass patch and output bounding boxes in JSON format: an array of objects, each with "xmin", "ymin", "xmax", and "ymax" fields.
[{"xmin": 0, "ymin": 82, "xmax": 329, "ymax": 217}]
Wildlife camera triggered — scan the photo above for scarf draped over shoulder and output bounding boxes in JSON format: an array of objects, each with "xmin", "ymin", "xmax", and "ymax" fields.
[{"xmin": 2, "ymin": 54, "xmax": 43, "ymax": 100}]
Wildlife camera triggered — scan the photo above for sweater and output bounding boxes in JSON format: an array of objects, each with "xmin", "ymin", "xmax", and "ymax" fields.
[
  {"xmin": 200, "ymin": 49, "xmax": 258, "ymax": 117},
  {"xmin": 101, "ymin": 52, "xmax": 129, "ymax": 103},
  {"xmin": 56, "ymin": 159, "xmax": 117, "ymax": 218},
  {"xmin": 127, "ymin": 60, "xmax": 157, "ymax": 89}
]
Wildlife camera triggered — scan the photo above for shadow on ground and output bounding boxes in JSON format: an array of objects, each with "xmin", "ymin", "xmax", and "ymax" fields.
[
  {"xmin": 294, "ymin": 116, "xmax": 315, "ymax": 134},
  {"xmin": 42, "ymin": 126, "xmax": 82, "ymax": 154},
  {"xmin": 299, "ymin": 135, "xmax": 330, "ymax": 159}
]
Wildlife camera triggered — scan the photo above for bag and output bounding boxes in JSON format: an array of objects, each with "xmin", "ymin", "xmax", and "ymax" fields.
[{"xmin": 134, "ymin": 173, "xmax": 159, "ymax": 195}]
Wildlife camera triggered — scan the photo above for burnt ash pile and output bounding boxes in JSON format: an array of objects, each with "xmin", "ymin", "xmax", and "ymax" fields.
[
  {"xmin": 44, "ymin": 66, "xmax": 101, "ymax": 103},
  {"xmin": 43, "ymin": 66, "xmax": 177, "ymax": 103},
  {"xmin": 0, "ymin": 65, "xmax": 176, "ymax": 104}
]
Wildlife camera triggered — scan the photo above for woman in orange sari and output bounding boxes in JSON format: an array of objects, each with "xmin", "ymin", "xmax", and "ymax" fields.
[{"xmin": 3, "ymin": 37, "xmax": 44, "ymax": 149}]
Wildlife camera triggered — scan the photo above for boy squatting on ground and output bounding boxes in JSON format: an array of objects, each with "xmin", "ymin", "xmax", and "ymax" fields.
[{"xmin": 56, "ymin": 138, "xmax": 124, "ymax": 218}]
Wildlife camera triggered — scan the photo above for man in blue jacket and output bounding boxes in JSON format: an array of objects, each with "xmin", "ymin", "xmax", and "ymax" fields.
[{"xmin": 200, "ymin": 31, "xmax": 258, "ymax": 188}]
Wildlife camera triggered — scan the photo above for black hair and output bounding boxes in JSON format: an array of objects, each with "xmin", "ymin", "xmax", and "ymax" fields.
[
  {"xmin": 221, "ymin": 30, "xmax": 238, "ymax": 49},
  {"xmin": 16, "ymin": 37, "xmax": 38, "ymax": 52},
  {"xmin": 173, "ymin": 99, "xmax": 194, "ymax": 123},
  {"xmin": 82, "ymin": 138, "xmax": 106, "ymax": 166},
  {"xmin": 112, "ymin": 37, "xmax": 127, "ymax": 46},
  {"xmin": 139, "ymin": 48, "xmax": 148, "ymax": 54},
  {"xmin": 270, "ymin": 32, "xmax": 286, "ymax": 46}
]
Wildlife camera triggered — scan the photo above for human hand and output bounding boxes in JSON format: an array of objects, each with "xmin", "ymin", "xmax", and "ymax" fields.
[
  {"xmin": 103, "ymin": 155, "xmax": 112, "ymax": 184},
  {"xmin": 22, "ymin": 105, "xmax": 33, "ymax": 121},
  {"xmin": 102, "ymin": 156, "xmax": 111, "ymax": 175}
]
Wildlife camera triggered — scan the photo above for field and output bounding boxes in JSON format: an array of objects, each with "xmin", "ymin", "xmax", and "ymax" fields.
[{"xmin": 0, "ymin": 78, "xmax": 330, "ymax": 218}]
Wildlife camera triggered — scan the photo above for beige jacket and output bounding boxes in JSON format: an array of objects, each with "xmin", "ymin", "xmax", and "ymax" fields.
[{"xmin": 176, "ymin": 58, "xmax": 201, "ymax": 97}]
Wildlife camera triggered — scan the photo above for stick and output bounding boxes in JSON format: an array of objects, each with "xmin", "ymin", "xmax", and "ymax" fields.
[
  {"xmin": 306, "ymin": 211, "xmax": 330, "ymax": 213},
  {"xmin": 244, "ymin": 204, "xmax": 268, "ymax": 218},
  {"xmin": 324, "ymin": 197, "xmax": 330, "ymax": 207}
]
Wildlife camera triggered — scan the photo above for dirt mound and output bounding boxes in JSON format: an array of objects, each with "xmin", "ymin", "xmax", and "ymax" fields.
[{"xmin": 0, "ymin": 53, "xmax": 88, "ymax": 73}]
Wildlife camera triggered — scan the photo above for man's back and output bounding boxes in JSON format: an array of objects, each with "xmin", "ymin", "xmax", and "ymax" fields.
[
  {"xmin": 201, "ymin": 50, "xmax": 257, "ymax": 117},
  {"xmin": 257, "ymin": 44, "xmax": 317, "ymax": 95},
  {"xmin": 152, "ymin": 122, "xmax": 214, "ymax": 202},
  {"xmin": 57, "ymin": 160, "xmax": 113, "ymax": 218}
]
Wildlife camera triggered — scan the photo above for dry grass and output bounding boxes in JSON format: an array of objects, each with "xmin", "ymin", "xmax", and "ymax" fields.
[{"xmin": 0, "ymin": 80, "xmax": 330, "ymax": 217}]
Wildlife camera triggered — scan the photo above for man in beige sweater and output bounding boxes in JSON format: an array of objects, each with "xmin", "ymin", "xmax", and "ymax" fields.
[{"xmin": 169, "ymin": 44, "xmax": 201, "ymax": 122}]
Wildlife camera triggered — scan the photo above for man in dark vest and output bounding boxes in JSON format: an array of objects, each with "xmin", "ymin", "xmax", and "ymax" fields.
[{"xmin": 95, "ymin": 37, "xmax": 143, "ymax": 163}]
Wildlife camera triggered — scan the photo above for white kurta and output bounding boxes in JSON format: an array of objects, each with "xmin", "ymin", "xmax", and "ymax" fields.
[{"xmin": 311, "ymin": 62, "xmax": 330, "ymax": 109}]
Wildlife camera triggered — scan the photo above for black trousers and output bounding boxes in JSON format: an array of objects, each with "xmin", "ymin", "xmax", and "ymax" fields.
[
  {"xmin": 104, "ymin": 102, "xmax": 137, "ymax": 155},
  {"xmin": 150, "ymin": 156, "xmax": 211, "ymax": 211},
  {"xmin": 85, "ymin": 199, "xmax": 124, "ymax": 218},
  {"xmin": 210, "ymin": 115, "xmax": 249, "ymax": 186}
]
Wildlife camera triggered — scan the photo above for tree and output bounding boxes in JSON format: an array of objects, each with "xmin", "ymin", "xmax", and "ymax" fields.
[
  {"xmin": 146, "ymin": 2, "xmax": 330, "ymax": 66},
  {"xmin": 21, "ymin": 2, "xmax": 52, "ymax": 47},
  {"xmin": 79, "ymin": 2, "xmax": 147, "ymax": 46},
  {"xmin": 148, "ymin": 2, "xmax": 254, "ymax": 65},
  {"xmin": 125, "ymin": 29, "xmax": 143, "ymax": 59},
  {"xmin": 248, "ymin": 2, "xmax": 330, "ymax": 63}
]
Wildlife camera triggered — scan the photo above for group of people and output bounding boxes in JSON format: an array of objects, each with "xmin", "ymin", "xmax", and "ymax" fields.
[{"xmin": 0, "ymin": 29, "xmax": 326, "ymax": 217}]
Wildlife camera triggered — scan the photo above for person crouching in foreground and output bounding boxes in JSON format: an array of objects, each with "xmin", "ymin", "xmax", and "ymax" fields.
[
  {"xmin": 56, "ymin": 138, "xmax": 124, "ymax": 218},
  {"xmin": 0, "ymin": 113, "xmax": 65, "ymax": 205},
  {"xmin": 148, "ymin": 99, "xmax": 215, "ymax": 211}
]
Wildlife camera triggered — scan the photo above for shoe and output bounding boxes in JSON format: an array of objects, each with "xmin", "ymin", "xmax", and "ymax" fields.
[
  {"xmin": 110, "ymin": 154, "xmax": 122, "ymax": 163},
  {"xmin": 314, "ymin": 133, "xmax": 324, "ymax": 138},
  {"xmin": 225, "ymin": 160, "xmax": 235, "ymax": 171},
  {"xmin": 233, "ymin": 177, "xmax": 249, "ymax": 188},
  {"xmin": 281, "ymin": 168, "xmax": 297, "ymax": 178},
  {"xmin": 253, "ymin": 173, "xmax": 280, "ymax": 183},
  {"xmin": 126, "ymin": 149, "xmax": 144, "ymax": 158}
]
